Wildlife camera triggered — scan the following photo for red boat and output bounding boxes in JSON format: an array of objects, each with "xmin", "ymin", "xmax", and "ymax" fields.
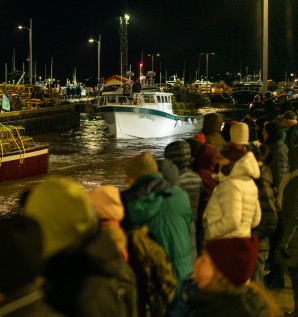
[{"xmin": 0, "ymin": 125, "xmax": 48, "ymax": 182}]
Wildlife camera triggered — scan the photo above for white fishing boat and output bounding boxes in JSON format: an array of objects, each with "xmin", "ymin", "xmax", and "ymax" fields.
[
  {"xmin": 95, "ymin": 87, "xmax": 204, "ymax": 139},
  {"xmin": 0, "ymin": 124, "xmax": 48, "ymax": 182}
]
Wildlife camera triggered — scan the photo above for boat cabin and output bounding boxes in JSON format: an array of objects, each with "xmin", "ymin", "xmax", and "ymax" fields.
[{"xmin": 98, "ymin": 90, "xmax": 174, "ymax": 114}]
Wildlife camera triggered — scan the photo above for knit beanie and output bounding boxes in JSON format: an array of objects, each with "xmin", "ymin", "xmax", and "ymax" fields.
[
  {"xmin": 164, "ymin": 140, "xmax": 192, "ymax": 169},
  {"xmin": 202, "ymin": 113, "xmax": 223, "ymax": 134},
  {"xmin": 205, "ymin": 236, "xmax": 259, "ymax": 286},
  {"xmin": 264, "ymin": 120, "xmax": 284, "ymax": 143},
  {"xmin": 0, "ymin": 215, "xmax": 43, "ymax": 293},
  {"xmin": 24, "ymin": 176, "xmax": 97, "ymax": 258},
  {"xmin": 230, "ymin": 122, "xmax": 249, "ymax": 144},
  {"xmin": 88, "ymin": 185, "xmax": 124, "ymax": 221},
  {"xmin": 125, "ymin": 151, "xmax": 158, "ymax": 179}
]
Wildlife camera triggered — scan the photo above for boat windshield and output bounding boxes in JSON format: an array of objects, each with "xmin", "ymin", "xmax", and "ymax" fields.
[{"xmin": 143, "ymin": 95, "xmax": 155, "ymax": 104}]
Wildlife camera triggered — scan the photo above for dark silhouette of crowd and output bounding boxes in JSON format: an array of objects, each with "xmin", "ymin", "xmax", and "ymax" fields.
[{"xmin": 3, "ymin": 91, "xmax": 298, "ymax": 316}]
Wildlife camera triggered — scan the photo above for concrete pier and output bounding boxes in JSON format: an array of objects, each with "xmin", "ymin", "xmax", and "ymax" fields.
[{"xmin": 0, "ymin": 102, "xmax": 91, "ymax": 135}]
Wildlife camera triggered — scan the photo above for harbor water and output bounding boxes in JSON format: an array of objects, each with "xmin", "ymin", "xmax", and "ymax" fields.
[{"xmin": 0, "ymin": 102, "xmax": 248, "ymax": 217}]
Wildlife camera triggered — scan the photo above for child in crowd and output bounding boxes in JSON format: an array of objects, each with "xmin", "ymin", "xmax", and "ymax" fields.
[{"xmin": 88, "ymin": 184, "xmax": 129, "ymax": 261}]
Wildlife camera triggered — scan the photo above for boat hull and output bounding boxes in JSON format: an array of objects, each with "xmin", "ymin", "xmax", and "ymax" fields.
[
  {"xmin": 0, "ymin": 145, "xmax": 49, "ymax": 182},
  {"xmin": 99, "ymin": 106, "xmax": 203, "ymax": 139}
]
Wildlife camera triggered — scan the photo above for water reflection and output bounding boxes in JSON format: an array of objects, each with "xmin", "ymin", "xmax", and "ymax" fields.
[{"xmin": 0, "ymin": 103, "xmax": 249, "ymax": 216}]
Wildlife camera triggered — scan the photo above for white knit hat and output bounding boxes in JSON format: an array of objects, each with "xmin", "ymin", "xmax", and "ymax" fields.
[{"xmin": 230, "ymin": 122, "xmax": 249, "ymax": 144}]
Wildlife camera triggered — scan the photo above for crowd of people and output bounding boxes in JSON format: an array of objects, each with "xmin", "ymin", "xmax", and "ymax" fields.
[{"xmin": 1, "ymin": 91, "xmax": 298, "ymax": 317}]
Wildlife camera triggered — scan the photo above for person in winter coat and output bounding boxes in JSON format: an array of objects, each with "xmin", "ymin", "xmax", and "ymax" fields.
[
  {"xmin": 121, "ymin": 151, "xmax": 194, "ymax": 288},
  {"xmin": 263, "ymin": 120, "xmax": 289, "ymax": 290},
  {"xmin": 264, "ymin": 91, "xmax": 280, "ymax": 121},
  {"xmin": 88, "ymin": 185, "xmax": 129, "ymax": 262},
  {"xmin": 0, "ymin": 215, "xmax": 66, "ymax": 317},
  {"xmin": 169, "ymin": 237, "xmax": 282, "ymax": 317},
  {"xmin": 164, "ymin": 140, "xmax": 203, "ymax": 261},
  {"xmin": 263, "ymin": 120, "xmax": 289, "ymax": 190},
  {"xmin": 24, "ymin": 176, "xmax": 138, "ymax": 317},
  {"xmin": 282, "ymin": 111, "xmax": 298, "ymax": 150},
  {"xmin": 202, "ymin": 112, "xmax": 227, "ymax": 149},
  {"xmin": 156, "ymin": 158, "xmax": 180, "ymax": 187},
  {"xmin": 203, "ymin": 142, "xmax": 261, "ymax": 241},
  {"xmin": 276, "ymin": 145, "xmax": 298, "ymax": 317},
  {"xmin": 193, "ymin": 142, "xmax": 219, "ymax": 254},
  {"xmin": 250, "ymin": 142, "xmax": 278, "ymax": 285}
]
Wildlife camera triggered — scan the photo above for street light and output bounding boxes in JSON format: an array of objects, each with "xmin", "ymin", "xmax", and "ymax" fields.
[
  {"xmin": 18, "ymin": 18, "xmax": 33, "ymax": 85},
  {"xmin": 89, "ymin": 34, "xmax": 101, "ymax": 85}
]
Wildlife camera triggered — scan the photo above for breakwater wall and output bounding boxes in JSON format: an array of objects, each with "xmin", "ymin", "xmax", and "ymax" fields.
[{"xmin": 0, "ymin": 104, "xmax": 83, "ymax": 136}]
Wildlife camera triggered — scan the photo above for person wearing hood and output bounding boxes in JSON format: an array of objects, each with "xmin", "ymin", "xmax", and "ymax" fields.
[
  {"xmin": 121, "ymin": 151, "xmax": 194, "ymax": 288},
  {"xmin": 202, "ymin": 112, "xmax": 227, "ymax": 149},
  {"xmin": 203, "ymin": 142, "xmax": 261, "ymax": 241},
  {"xmin": 23, "ymin": 175, "xmax": 137, "ymax": 317},
  {"xmin": 0, "ymin": 215, "xmax": 66, "ymax": 317},
  {"xmin": 164, "ymin": 140, "xmax": 204, "ymax": 261},
  {"xmin": 156, "ymin": 158, "xmax": 180, "ymax": 187},
  {"xmin": 276, "ymin": 145, "xmax": 298, "ymax": 317},
  {"xmin": 88, "ymin": 185, "xmax": 129, "ymax": 262}
]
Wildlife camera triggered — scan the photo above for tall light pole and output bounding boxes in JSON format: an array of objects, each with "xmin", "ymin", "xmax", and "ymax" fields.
[
  {"xmin": 262, "ymin": 0, "xmax": 268, "ymax": 94},
  {"xmin": 119, "ymin": 14, "xmax": 129, "ymax": 78},
  {"xmin": 18, "ymin": 18, "xmax": 33, "ymax": 85},
  {"xmin": 89, "ymin": 34, "xmax": 101, "ymax": 85}
]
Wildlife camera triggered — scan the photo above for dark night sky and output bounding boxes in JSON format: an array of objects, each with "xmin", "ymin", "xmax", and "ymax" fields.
[{"xmin": 0, "ymin": 0, "xmax": 297, "ymax": 84}]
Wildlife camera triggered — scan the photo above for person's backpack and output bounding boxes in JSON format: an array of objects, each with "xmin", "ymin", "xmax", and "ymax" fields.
[{"xmin": 127, "ymin": 225, "xmax": 176, "ymax": 317}]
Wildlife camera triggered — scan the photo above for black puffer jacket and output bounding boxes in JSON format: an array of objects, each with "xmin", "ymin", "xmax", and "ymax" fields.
[
  {"xmin": 265, "ymin": 140, "xmax": 289, "ymax": 189},
  {"xmin": 252, "ymin": 164, "xmax": 278, "ymax": 250},
  {"xmin": 42, "ymin": 228, "xmax": 138, "ymax": 317}
]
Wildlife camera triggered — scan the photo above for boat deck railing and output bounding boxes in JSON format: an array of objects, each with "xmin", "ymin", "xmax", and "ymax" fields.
[{"xmin": 0, "ymin": 124, "xmax": 34, "ymax": 165}]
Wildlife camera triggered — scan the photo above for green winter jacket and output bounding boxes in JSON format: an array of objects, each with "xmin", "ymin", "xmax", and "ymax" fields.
[{"xmin": 121, "ymin": 173, "xmax": 194, "ymax": 285}]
